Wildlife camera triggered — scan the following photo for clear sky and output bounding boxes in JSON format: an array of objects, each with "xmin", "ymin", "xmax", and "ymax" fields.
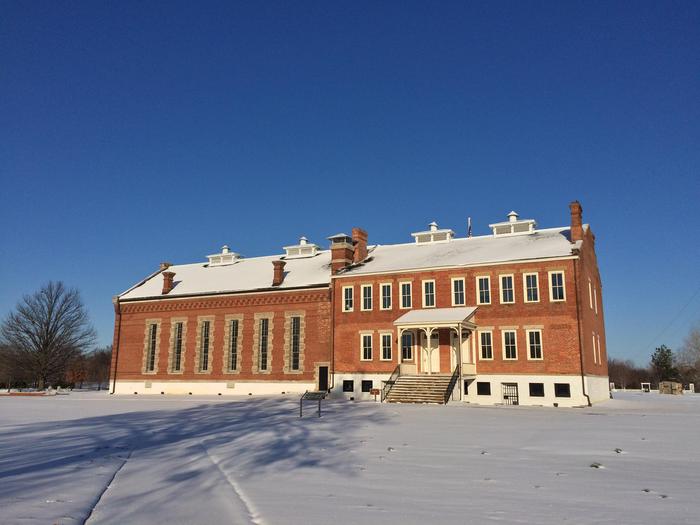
[{"xmin": 1, "ymin": 1, "xmax": 699, "ymax": 365}]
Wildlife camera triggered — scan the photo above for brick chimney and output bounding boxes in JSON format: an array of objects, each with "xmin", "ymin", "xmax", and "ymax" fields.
[
  {"xmin": 162, "ymin": 271, "xmax": 176, "ymax": 294},
  {"xmin": 328, "ymin": 233, "xmax": 354, "ymax": 275},
  {"xmin": 272, "ymin": 260, "xmax": 286, "ymax": 286},
  {"xmin": 160, "ymin": 262, "xmax": 172, "ymax": 271},
  {"xmin": 352, "ymin": 227, "xmax": 368, "ymax": 264},
  {"xmin": 569, "ymin": 200, "xmax": 584, "ymax": 242}
]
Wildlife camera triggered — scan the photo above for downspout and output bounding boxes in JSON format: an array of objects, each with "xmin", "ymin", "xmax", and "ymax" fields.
[
  {"xmin": 110, "ymin": 296, "xmax": 122, "ymax": 394},
  {"xmin": 573, "ymin": 254, "xmax": 592, "ymax": 407},
  {"xmin": 329, "ymin": 284, "xmax": 335, "ymax": 391}
]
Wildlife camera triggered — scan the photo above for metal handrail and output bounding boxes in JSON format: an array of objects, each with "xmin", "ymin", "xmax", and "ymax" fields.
[
  {"xmin": 381, "ymin": 365, "xmax": 401, "ymax": 402},
  {"xmin": 444, "ymin": 365, "xmax": 460, "ymax": 404}
]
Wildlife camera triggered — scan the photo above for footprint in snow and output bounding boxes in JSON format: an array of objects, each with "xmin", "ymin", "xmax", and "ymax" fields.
[
  {"xmin": 614, "ymin": 448, "xmax": 624, "ymax": 454},
  {"xmin": 387, "ymin": 447, "xmax": 396, "ymax": 452},
  {"xmin": 659, "ymin": 494, "xmax": 669, "ymax": 499},
  {"xmin": 590, "ymin": 462, "xmax": 605, "ymax": 469},
  {"xmin": 480, "ymin": 450, "xmax": 489, "ymax": 455}
]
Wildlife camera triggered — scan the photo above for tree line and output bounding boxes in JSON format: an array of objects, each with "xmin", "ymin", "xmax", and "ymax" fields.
[
  {"xmin": 608, "ymin": 325, "xmax": 700, "ymax": 391},
  {"xmin": 0, "ymin": 282, "xmax": 111, "ymax": 390}
]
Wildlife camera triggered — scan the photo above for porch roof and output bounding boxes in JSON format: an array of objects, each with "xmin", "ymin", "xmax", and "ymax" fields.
[{"xmin": 393, "ymin": 307, "xmax": 477, "ymax": 327}]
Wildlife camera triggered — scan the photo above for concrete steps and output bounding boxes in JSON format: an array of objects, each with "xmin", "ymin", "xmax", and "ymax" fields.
[{"xmin": 384, "ymin": 374, "xmax": 456, "ymax": 404}]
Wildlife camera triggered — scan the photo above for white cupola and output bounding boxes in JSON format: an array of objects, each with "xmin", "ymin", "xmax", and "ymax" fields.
[
  {"xmin": 489, "ymin": 211, "xmax": 537, "ymax": 236},
  {"xmin": 410, "ymin": 221, "xmax": 455, "ymax": 244},
  {"xmin": 283, "ymin": 236, "xmax": 320, "ymax": 258},
  {"xmin": 207, "ymin": 245, "xmax": 241, "ymax": 266}
]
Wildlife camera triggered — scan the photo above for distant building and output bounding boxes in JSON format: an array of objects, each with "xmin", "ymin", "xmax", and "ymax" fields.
[{"xmin": 111, "ymin": 201, "xmax": 608, "ymax": 406}]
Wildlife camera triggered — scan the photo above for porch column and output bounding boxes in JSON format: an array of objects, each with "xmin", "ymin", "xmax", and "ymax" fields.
[{"xmin": 458, "ymin": 323, "xmax": 463, "ymax": 400}]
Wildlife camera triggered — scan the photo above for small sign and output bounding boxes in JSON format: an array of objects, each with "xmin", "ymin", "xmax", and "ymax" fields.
[{"xmin": 370, "ymin": 388, "xmax": 380, "ymax": 396}]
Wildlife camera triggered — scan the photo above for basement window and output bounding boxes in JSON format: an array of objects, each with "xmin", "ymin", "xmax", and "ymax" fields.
[
  {"xmin": 476, "ymin": 382, "xmax": 491, "ymax": 396},
  {"xmin": 554, "ymin": 383, "xmax": 571, "ymax": 398},
  {"xmin": 343, "ymin": 380, "xmax": 354, "ymax": 393},
  {"xmin": 361, "ymin": 380, "xmax": 373, "ymax": 393},
  {"xmin": 529, "ymin": 383, "xmax": 545, "ymax": 397}
]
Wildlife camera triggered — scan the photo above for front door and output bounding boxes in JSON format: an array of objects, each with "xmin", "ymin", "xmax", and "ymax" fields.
[
  {"xmin": 318, "ymin": 366, "xmax": 329, "ymax": 392},
  {"xmin": 502, "ymin": 383, "xmax": 519, "ymax": 405},
  {"xmin": 420, "ymin": 332, "xmax": 440, "ymax": 374}
]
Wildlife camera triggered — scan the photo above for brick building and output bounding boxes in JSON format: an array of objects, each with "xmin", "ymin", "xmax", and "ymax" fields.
[{"xmin": 111, "ymin": 201, "xmax": 608, "ymax": 406}]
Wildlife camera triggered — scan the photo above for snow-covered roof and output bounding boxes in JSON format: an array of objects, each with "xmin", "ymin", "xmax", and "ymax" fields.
[
  {"xmin": 119, "ymin": 225, "xmax": 582, "ymax": 301},
  {"xmin": 339, "ymin": 226, "xmax": 580, "ymax": 277},
  {"xmin": 394, "ymin": 307, "xmax": 478, "ymax": 326},
  {"xmin": 119, "ymin": 252, "xmax": 332, "ymax": 301}
]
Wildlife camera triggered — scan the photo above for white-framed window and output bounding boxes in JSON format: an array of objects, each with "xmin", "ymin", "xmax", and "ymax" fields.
[
  {"xmin": 400, "ymin": 282, "xmax": 412, "ymax": 309},
  {"xmin": 361, "ymin": 284, "xmax": 372, "ymax": 311},
  {"xmin": 549, "ymin": 271, "xmax": 566, "ymax": 302},
  {"xmin": 588, "ymin": 279, "xmax": 593, "ymax": 309},
  {"xmin": 523, "ymin": 273, "xmax": 539, "ymax": 303},
  {"xmin": 401, "ymin": 331, "xmax": 414, "ymax": 360},
  {"xmin": 380, "ymin": 332, "xmax": 392, "ymax": 361},
  {"xmin": 526, "ymin": 329, "xmax": 543, "ymax": 360},
  {"xmin": 476, "ymin": 276, "xmax": 491, "ymax": 305},
  {"xmin": 228, "ymin": 319, "xmax": 239, "ymax": 372},
  {"xmin": 172, "ymin": 321, "xmax": 184, "ymax": 372},
  {"xmin": 342, "ymin": 286, "xmax": 354, "ymax": 312},
  {"xmin": 360, "ymin": 333, "xmax": 373, "ymax": 361},
  {"xmin": 199, "ymin": 320, "xmax": 211, "ymax": 372},
  {"xmin": 451, "ymin": 278, "xmax": 465, "ymax": 306},
  {"xmin": 597, "ymin": 333, "xmax": 602, "ymax": 363},
  {"xmin": 499, "ymin": 274, "xmax": 514, "ymax": 304},
  {"xmin": 146, "ymin": 323, "xmax": 158, "ymax": 372},
  {"xmin": 380, "ymin": 283, "xmax": 392, "ymax": 310},
  {"xmin": 594, "ymin": 287, "xmax": 598, "ymax": 315},
  {"xmin": 290, "ymin": 316, "xmax": 301, "ymax": 371},
  {"xmin": 258, "ymin": 318, "xmax": 269, "ymax": 371},
  {"xmin": 592, "ymin": 332, "xmax": 597, "ymax": 364},
  {"xmin": 422, "ymin": 280, "xmax": 436, "ymax": 308},
  {"xmin": 502, "ymin": 330, "xmax": 517, "ymax": 360},
  {"xmin": 479, "ymin": 331, "xmax": 493, "ymax": 360}
]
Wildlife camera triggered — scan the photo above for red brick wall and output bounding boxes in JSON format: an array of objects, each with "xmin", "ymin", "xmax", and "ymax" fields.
[
  {"xmin": 113, "ymin": 288, "xmax": 331, "ymax": 383},
  {"xmin": 332, "ymin": 258, "xmax": 588, "ymax": 376}
]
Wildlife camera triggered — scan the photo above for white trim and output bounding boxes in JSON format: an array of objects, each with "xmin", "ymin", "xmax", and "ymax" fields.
[
  {"xmin": 548, "ymin": 270, "xmax": 566, "ymax": 302},
  {"xmin": 342, "ymin": 285, "xmax": 354, "ymax": 312},
  {"xmin": 476, "ymin": 275, "xmax": 491, "ymax": 305},
  {"xmin": 499, "ymin": 274, "xmax": 515, "ymax": 304},
  {"xmin": 422, "ymin": 279, "xmax": 436, "ymax": 308},
  {"xmin": 588, "ymin": 279, "xmax": 593, "ymax": 309},
  {"xmin": 379, "ymin": 331, "xmax": 393, "ymax": 361},
  {"xmin": 597, "ymin": 333, "xmax": 602, "ymax": 364},
  {"xmin": 478, "ymin": 330, "xmax": 494, "ymax": 360},
  {"xmin": 360, "ymin": 331, "xmax": 373, "ymax": 361},
  {"xmin": 330, "ymin": 255, "xmax": 580, "ymax": 280},
  {"xmin": 523, "ymin": 272, "xmax": 540, "ymax": 303},
  {"xmin": 399, "ymin": 281, "xmax": 413, "ymax": 309},
  {"xmin": 451, "ymin": 277, "xmax": 466, "ymax": 306},
  {"xmin": 502, "ymin": 329, "xmax": 518, "ymax": 360},
  {"xmin": 526, "ymin": 329, "xmax": 543, "ymax": 360},
  {"xmin": 361, "ymin": 284, "xmax": 373, "ymax": 311},
  {"xmin": 594, "ymin": 287, "xmax": 598, "ymax": 315},
  {"xmin": 380, "ymin": 282, "xmax": 392, "ymax": 311},
  {"xmin": 592, "ymin": 332, "xmax": 598, "ymax": 364}
]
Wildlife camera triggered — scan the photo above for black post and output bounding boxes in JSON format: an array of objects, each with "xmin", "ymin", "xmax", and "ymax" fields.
[
  {"xmin": 300, "ymin": 396, "xmax": 303, "ymax": 418},
  {"xmin": 318, "ymin": 398, "xmax": 321, "ymax": 417}
]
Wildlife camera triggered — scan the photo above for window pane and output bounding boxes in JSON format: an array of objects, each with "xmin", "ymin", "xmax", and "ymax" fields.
[
  {"xmin": 229, "ymin": 320, "xmax": 238, "ymax": 371},
  {"xmin": 259, "ymin": 318, "xmax": 269, "ymax": 370},
  {"xmin": 291, "ymin": 317, "xmax": 301, "ymax": 370},
  {"xmin": 382, "ymin": 334, "xmax": 392, "ymax": 360},
  {"xmin": 401, "ymin": 332, "xmax": 413, "ymax": 360}
]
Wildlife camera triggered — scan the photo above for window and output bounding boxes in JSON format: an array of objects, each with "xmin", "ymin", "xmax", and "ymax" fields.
[
  {"xmin": 452, "ymin": 278, "xmax": 465, "ymax": 306},
  {"xmin": 554, "ymin": 383, "xmax": 571, "ymax": 398},
  {"xmin": 343, "ymin": 380, "xmax": 354, "ymax": 392},
  {"xmin": 400, "ymin": 282, "xmax": 412, "ymax": 309},
  {"xmin": 594, "ymin": 287, "xmax": 598, "ymax": 314},
  {"xmin": 342, "ymin": 286, "xmax": 353, "ymax": 312},
  {"xmin": 290, "ymin": 316, "xmax": 301, "ymax": 371},
  {"xmin": 146, "ymin": 323, "xmax": 157, "ymax": 372},
  {"xmin": 477, "ymin": 276, "xmax": 490, "ymax": 305},
  {"xmin": 597, "ymin": 333, "xmax": 602, "ymax": 364},
  {"xmin": 463, "ymin": 380, "xmax": 469, "ymax": 394},
  {"xmin": 592, "ymin": 332, "xmax": 598, "ymax": 364},
  {"xmin": 503, "ymin": 330, "xmax": 517, "ymax": 360},
  {"xmin": 381, "ymin": 333, "xmax": 392, "ymax": 361},
  {"xmin": 401, "ymin": 332, "xmax": 414, "ymax": 360},
  {"xmin": 588, "ymin": 279, "xmax": 593, "ymax": 309},
  {"xmin": 479, "ymin": 331, "xmax": 493, "ymax": 360},
  {"xmin": 422, "ymin": 280, "xmax": 435, "ymax": 307},
  {"xmin": 200, "ymin": 321, "xmax": 210, "ymax": 371},
  {"xmin": 361, "ymin": 380, "xmax": 373, "ymax": 393},
  {"xmin": 228, "ymin": 319, "xmax": 239, "ymax": 371},
  {"xmin": 380, "ymin": 283, "xmax": 392, "ymax": 310},
  {"xmin": 500, "ymin": 275, "xmax": 514, "ymax": 304},
  {"xmin": 529, "ymin": 383, "xmax": 545, "ymax": 397},
  {"xmin": 524, "ymin": 273, "xmax": 539, "ymax": 302},
  {"xmin": 476, "ymin": 382, "xmax": 491, "ymax": 396},
  {"xmin": 361, "ymin": 333, "xmax": 373, "ymax": 361},
  {"xmin": 259, "ymin": 318, "xmax": 269, "ymax": 371},
  {"xmin": 527, "ymin": 330, "xmax": 543, "ymax": 360},
  {"xmin": 361, "ymin": 284, "xmax": 372, "ymax": 311},
  {"xmin": 549, "ymin": 271, "xmax": 565, "ymax": 301},
  {"xmin": 172, "ymin": 322, "xmax": 183, "ymax": 372}
]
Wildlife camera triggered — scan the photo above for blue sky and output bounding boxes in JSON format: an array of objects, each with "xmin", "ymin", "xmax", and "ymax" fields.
[{"xmin": 1, "ymin": 1, "xmax": 699, "ymax": 365}]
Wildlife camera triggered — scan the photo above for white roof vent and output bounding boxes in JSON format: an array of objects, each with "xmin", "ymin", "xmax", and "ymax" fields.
[
  {"xmin": 283, "ymin": 236, "xmax": 320, "ymax": 259},
  {"xmin": 411, "ymin": 222, "xmax": 455, "ymax": 244},
  {"xmin": 207, "ymin": 245, "xmax": 241, "ymax": 266},
  {"xmin": 489, "ymin": 211, "xmax": 537, "ymax": 236}
]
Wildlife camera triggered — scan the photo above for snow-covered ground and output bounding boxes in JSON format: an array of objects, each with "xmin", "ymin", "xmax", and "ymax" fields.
[{"xmin": 1, "ymin": 392, "xmax": 698, "ymax": 524}]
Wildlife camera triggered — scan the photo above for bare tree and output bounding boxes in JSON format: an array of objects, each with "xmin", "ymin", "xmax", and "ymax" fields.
[
  {"xmin": 676, "ymin": 322, "xmax": 700, "ymax": 391},
  {"xmin": 0, "ymin": 282, "xmax": 96, "ymax": 389}
]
